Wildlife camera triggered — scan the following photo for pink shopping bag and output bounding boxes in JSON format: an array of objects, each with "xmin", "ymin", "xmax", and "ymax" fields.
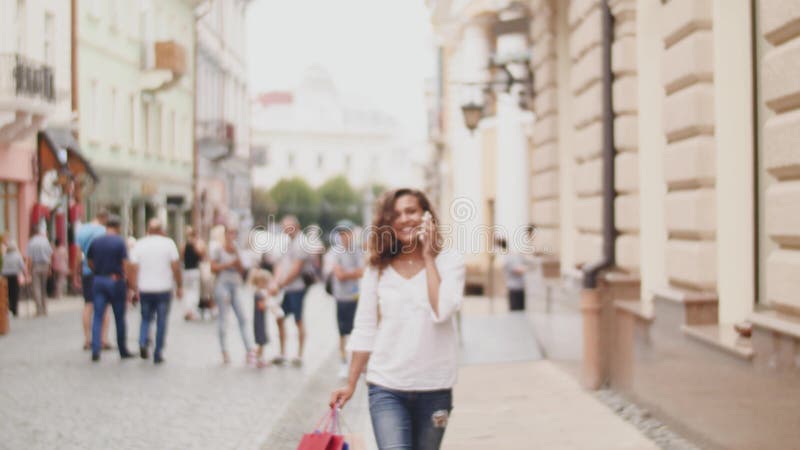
[{"xmin": 297, "ymin": 407, "xmax": 347, "ymax": 450}]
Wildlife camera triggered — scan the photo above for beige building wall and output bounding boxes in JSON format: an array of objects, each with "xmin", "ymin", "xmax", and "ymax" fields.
[
  {"xmin": 636, "ymin": 0, "xmax": 667, "ymax": 311},
  {"xmin": 569, "ymin": 0, "xmax": 604, "ymax": 267},
  {"xmin": 660, "ymin": 0, "xmax": 717, "ymax": 292},
  {"xmin": 611, "ymin": 0, "xmax": 640, "ymax": 274},
  {"xmin": 529, "ymin": 0, "xmax": 561, "ymax": 258},
  {"xmin": 759, "ymin": 1, "xmax": 800, "ymax": 314},
  {"xmin": 713, "ymin": 0, "xmax": 755, "ymax": 323},
  {"xmin": 556, "ymin": 0, "xmax": 577, "ymax": 271}
]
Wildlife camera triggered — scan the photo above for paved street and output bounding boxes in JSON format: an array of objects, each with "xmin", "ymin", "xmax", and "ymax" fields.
[
  {"xmin": 0, "ymin": 285, "xmax": 342, "ymax": 450},
  {"xmin": 1, "ymin": 290, "xmax": 662, "ymax": 449}
]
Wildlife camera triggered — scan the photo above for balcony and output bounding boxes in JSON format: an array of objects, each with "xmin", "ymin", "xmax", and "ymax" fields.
[
  {"xmin": 140, "ymin": 41, "xmax": 187, "ymax": 92},
  {"xmin": 0, "ymin": 54, "xmax": 57, "ymax": 143},
  {"xmin": 197, "ymin": 120, "xmax": 234, "ymax": 161}
]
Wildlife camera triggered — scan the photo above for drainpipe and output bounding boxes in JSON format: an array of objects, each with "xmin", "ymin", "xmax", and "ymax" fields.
[{"xmin": 580, "ymin": 0, "xmax": 615, "ymax": 390}]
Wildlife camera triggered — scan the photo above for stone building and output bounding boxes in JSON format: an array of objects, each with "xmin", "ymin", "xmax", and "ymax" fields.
[
  {"xmin": 78, "ymin": 0, "xmax": 200, "ymax": 241},
  {"xmin": 195, "ymin": 0, "xmax": 253, "ymax": 239},
  {"xmin": 428, "ymin": 0, "xmax": 800, "ymax": 447}
]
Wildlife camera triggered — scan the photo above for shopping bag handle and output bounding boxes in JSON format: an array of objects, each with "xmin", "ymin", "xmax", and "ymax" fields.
[{"xmin": 314, "ymin": 406, "xmax": 341, "ymax": 434}]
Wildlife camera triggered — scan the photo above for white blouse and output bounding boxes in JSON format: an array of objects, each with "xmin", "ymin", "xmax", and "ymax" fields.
[{"xmin": 347, "ymin": 248, "xmax": 465, "ymax": 391}]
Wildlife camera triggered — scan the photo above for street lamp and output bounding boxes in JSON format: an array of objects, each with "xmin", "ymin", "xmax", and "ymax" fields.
[{"xmin": 461, "ymin": 102, "xmax": 484, "ymax": 133}]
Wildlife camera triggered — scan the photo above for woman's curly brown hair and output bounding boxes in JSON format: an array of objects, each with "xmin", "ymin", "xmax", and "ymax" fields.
[{"xmin": 367, "ymin": 188, "xmax": 443, "ymax": 270}]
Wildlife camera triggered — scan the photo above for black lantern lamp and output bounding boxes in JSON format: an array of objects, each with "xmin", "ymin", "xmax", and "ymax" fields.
[{"xmin": 461, "ymin": 102, "xmax": 484, "ymax": 132}]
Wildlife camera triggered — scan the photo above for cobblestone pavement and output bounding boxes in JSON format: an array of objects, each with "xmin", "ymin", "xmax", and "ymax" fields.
[{"xmin": 0, "ymin": 285, "xmax": 340, "ymax": 450}]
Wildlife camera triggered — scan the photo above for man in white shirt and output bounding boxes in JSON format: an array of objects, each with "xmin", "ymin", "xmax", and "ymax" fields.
[
  {"xmin": 271, "ymin": 215, "xmax": 310, "ymax": 366},
  {"xmin": 130, "ymin": 219, "xmax": 183, "ymax": 364}
]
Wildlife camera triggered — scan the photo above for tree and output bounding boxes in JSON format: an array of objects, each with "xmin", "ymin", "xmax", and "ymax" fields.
[
  {"xmin": 317, "ymin": 176, "xmax": 362, "ymax": 236},
  {"xmin": 268, "ymin": 177, "xmax": 320, "ymax": 227},
  {"xmin": 251, "ymin": 187, "xmax": 276, "ymax": 224}
]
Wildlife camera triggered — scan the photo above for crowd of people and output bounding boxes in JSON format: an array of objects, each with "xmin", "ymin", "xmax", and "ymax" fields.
[
  {"xmin": 3, "ymin": 207, "xmax": 368, "ymax": 369},
  {"xmin": 2, "ymin": 188, "xmax": 472, "ymax": 449}
]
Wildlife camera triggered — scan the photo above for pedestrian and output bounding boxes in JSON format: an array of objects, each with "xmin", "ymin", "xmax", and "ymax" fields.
[
  {"xmin": 329, "ymin": 188, "xmax": 465, "ymax": 450},
  {"xmin": 330, "ymin": 220, "xmax": 364, "ymax": 379},
  {"xmin": 210, "ymin": 226, "xmax": 255, "ymax": 365},
  {"xmin": 181, "ymin": 226, "xmax": 205, "ymax": 321},
  {"xmin": 130, "ymin": 219, "xmax": 182, "ymax": 364},
  {"xmin": 271, "ymin": 215, "xmax": 310, "ymax": 367},
  {"xmin": 1, "ymin": 241, "xmax": 28, "ymax": 317},
  {"xmin": 25, "ymin": 227, "xmax": 53, "ymax": 316},
  {"xmin": 497, "ymin": 237, "xmax": 527, "ymax": 311},
  {"xmin": 52, "ymin": 238, "xmax": 69, "ymax": 300},
  {"xmin": 86, "ymin": 215, "xmax": 134, "ymax": 362},
  {"xmin": 248, "ymin": 269, "xmax": 281, "ymax": 368},
  {"xmin": 75, "ymin": 210, "xmax": 112, "ymax": 351}
]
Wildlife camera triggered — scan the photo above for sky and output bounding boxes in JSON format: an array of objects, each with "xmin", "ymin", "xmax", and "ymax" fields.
[{"xmin": 246, "ymin": 0, "xmax": 436, "ymax": 142}]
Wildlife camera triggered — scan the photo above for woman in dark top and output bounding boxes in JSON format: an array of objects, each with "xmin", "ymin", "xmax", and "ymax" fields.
[{"xmin": 181, "ymin": 227, "xmax": 205, "ymax": 321}]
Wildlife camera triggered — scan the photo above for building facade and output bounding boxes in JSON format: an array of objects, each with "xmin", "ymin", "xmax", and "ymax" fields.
[
  {"xmin": 0, "ymin": 0, "xmax": 73, "ymax": 250},
  {"xmin": 429, "ymin": 0, "xmax": 800, "ymax": 447},
  {"xmin": 78, "ymin": 0, "xmax": 200, "ymax": 241},
  {"xmin": 195, "ymin": 0, "xmax": 252, "ymax": 239},
  {"xmin": 250, "ymin": 66, "xmax": 417, "ymax": 191}
]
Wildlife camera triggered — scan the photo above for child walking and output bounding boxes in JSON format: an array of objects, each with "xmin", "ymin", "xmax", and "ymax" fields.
[{"xmin": 249, "ymin": 269, "xmax": 283, "ymax": 368}]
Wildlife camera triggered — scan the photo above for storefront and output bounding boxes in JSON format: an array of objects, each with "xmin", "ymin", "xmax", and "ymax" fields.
[{"xmin": 90, "ymin": 167, "xmax": 191, "ymax": 243}]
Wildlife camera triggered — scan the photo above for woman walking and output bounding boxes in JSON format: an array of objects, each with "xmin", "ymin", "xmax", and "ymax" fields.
[
  {"xmin": 181, "ymin": 227, "xmax": 205, "ymax": 321},
  {"xmin": 330, "ymin": 188, "xmax": 465, "ymax": 450},
  {"xmin": 1, "ymin": 241, "xmax": 28, "ymax": 317},
  {"xmin": 210, "ymin": 226, "xmax": 255, "ymax": 365}
]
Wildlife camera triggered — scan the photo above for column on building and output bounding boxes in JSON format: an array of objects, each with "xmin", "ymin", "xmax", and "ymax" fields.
[
  {"xmin": 494, "ymin": 19, "xmax": 531, "ymax": 238},
  {"xmin": 759, "ymin": 2, "xmax": 800, "ymax": 314},
  {"xmin": 610, "ymin": 0, "xmax": 640, "ymax": 275},
  {"xmin": 529, "ymin": 0, "xmax": 561, "ymax": 261},
  {"xmin": 660, "ymin": 0, "xmax": 717, "ymax": 294},
  {"xmin": 452, "ymin": 21, "xmax": 489, "ymax": 246},
  {"xmin": 569, "ymin": 0, "xmax": 604, "ymax": 267}
]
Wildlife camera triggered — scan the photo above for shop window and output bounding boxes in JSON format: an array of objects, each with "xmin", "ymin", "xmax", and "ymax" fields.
[{"xmin": 0, "ymin": 183, "xmax": 19, "ymax": 242}]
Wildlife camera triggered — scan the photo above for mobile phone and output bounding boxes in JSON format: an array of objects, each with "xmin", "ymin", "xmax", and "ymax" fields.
[{"xmin": 418, "ymin": 211, "xmax": 432, "ymax": 242}]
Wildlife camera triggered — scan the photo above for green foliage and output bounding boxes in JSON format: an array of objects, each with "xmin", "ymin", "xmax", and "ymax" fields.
[
  {"xmin": 317, "ymin": 176, "xmax": 362, "ymax": 233},
  {"xmin": 267, "ymin": 177, "xmax": 321, "ymax": 227},
  {"xmin": 251, "ymin": 176, "xmax": 368, "ymax": 239}
]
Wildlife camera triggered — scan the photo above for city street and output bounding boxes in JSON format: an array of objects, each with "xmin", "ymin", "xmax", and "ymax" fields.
[
  {"xmin": 0, "ymin": 285, "xmax": 343, "ymax": 450},
  {"xmin": 1, "ymin": 288, "xmax": 665, "ymax": 450}
]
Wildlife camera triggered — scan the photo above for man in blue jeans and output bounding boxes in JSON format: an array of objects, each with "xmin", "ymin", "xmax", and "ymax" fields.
[
  {"xmin": 87, "ymin": 215, "xmax": 134, "ymax": 362},
  {"xmin": 272, "ymin": 215, "xmax": 310, "ymax": 366},
  {"xmin": 129, "ymin": 218, "xmax": 182, "ymax": 364}
]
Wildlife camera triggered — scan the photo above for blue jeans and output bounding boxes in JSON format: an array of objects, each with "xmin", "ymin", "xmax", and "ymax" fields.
[
  {"xmin": 215, "ymin": 280, "xmax": 251, "ymax": 353},
  {"xmin": 91, "ymin": 275, "xmax": 128, "ymax": 356},
  {"xmin": 139, "ymin": 292, "xmax": 171, "ymax": 358},
  {"xmin": 368, "ymin": 384, "xmax": 453, "ymax": 450},
  {"xmin": 281, "ymin": 289, "xmax": 307, "ymax": 322}
]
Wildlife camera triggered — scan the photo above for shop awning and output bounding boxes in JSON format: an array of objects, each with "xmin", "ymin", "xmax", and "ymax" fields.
[{"xmin": 37, "ymin": 128, "xmax": 99, "ymax": 183}]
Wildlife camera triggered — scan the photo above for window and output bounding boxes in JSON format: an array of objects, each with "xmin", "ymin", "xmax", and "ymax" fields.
[
  {"xmin": 154, "ymin": 104, "xmax": 162, "ymax": 156},
  {"xmin": 288, "ymin": 152, "xmax": 295, "ymax": 168},
  {"xmin": 89, "ymin": 80, "xmax": 99, "ymax": 139},
  {"xmin": 129, "ymin": 94, "xmax": 136, "ymax": 151},
  {"xmin": 110, "ymin": 88, "xmax": 118, "ymax": 145},
  {"xmin": 141, "ymin": 100, "xmax": 149, "ymax": 153},
  {"xmin": 16, "ymin": 0, "xmax": 26, "ymax": 54},
  {"xmin": 44, "ymin": 12, "xmax": 54, "ymax": 66},
  {"xmin": 109, "ymin": 0, "xmax": 117, "ymax": 30},
  {"xmin": 0, "ymin": 183, "xmax": 19, "ymax": 243},
  {"xmin": 168, "ymin": 109, "xmax": 176, "ymax": 159},
  {"xmin": 89, "ymin": 0, "xmax": 102, "ymax": 19},
  {"xmin": 345, "ymin": 154, "xmax": 352, "ymax": 170},
  {"xmin": 317, "ymin": 153, "xmax": 323, "ymax": 169}
]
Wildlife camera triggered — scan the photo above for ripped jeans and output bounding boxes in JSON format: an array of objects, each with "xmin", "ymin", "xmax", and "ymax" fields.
[{"xmin": 368, "ymin": 383, "xmax": 453, "ymax": 450}]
